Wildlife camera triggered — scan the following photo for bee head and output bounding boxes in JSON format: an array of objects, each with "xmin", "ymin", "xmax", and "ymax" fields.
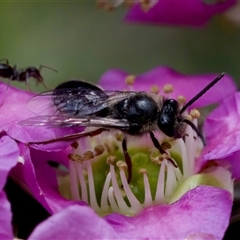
[{"xmin": 157, "ymin": 99, "xmax": 186, "ymax": 138}]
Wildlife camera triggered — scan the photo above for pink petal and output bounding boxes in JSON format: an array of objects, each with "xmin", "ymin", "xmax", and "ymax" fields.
[
  {"xmin": 0, "ymin": 192, "xmax": 14, "ymax": 239},
  {"xmin": 99, "ymin": 67, "xmax": 236, "ymax": 109},
  {"xmin": 10, "ymin": 144, "xmax": 85, "ymax": 214},
  {"xmin": 203, "ymin": 92, "xmax": 240, "ymax": 178},
  {"xmin": 0, "ymin": 135, "xmax": 19, "ymax": 190},
  {"xmin": 29, "ymin": 205, "xmax": 120, "ymax": 239},
  {"xmin": 105, "ymin": 186, "xmax": 232, "ymax": 240},
  {"xmin": 0, "ymin": 81, "xmax": 83, "ymax": 151},
  {"xmin": 125, "ymin": 0, "xmax": 236, "ymax": 27},
  {"xmin": 0, "ymin": 136, "xmax": 19, "ymax": 239}
]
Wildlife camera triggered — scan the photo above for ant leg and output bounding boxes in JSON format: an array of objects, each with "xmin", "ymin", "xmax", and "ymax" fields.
[
  {"xmin": 122, "ymin": 137, "xmax": 132, "ymax": 183},
  {"xmin": 27, "ymin": 128, "xmax": 107, "ymax": 145},
  {"xmin": 24, "ymin": 72, "xmax": 32, "ymax": 91},
  {"xmin": 38, "ymin": 65, "xmax": 58, "ymax": 73},
  {"xmin": 38, "ymin": 65, "xmax": 57, "ymax": 89},
  {"xmin": 0, "ymin": 58, "xmax": 9, "ymax": 64},
  {"xmin": 36, "ymin": 76, "xmax": 49, "ymax": 89},
  {"xmin": 149, "ymin": 131, "xmax": 178, "ymax": 168},
  {"xmin": 1, "ymin": 76, "xmax": 14, "ymax": 106}
]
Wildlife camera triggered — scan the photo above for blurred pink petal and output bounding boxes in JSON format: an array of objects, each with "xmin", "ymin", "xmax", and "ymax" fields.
[
  {"xmin": 125, "ymin": 0, "xmax": 236, "ymax": 27},
  {"xmin": 0, "ymin": 136, "xmax": 19, "ymax": 239},
  {"xmin": 99, "ymin": 67, "xmax": 236, "ymax": 109},
  {"xmin": 29, "ymin": 205, "xmax": 119, "ymax": 239},
  {"xmin": 28, "ymin": 186, "xmax": 232, "ymax": 240}
]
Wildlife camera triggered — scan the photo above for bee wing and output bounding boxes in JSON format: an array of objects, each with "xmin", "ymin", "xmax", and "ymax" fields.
[
  {"xmin": 19, "ymin": 115, "xmax": 131, "ymax": 130},
  {"xmin": 27, "ymin": 87, "xmax": 137, "ymax": 117}
]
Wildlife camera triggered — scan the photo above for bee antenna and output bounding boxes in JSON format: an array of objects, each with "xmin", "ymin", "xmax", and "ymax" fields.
[{"xmin": 180, "ymin": 72, "xmax": 225, "ymax": 114}]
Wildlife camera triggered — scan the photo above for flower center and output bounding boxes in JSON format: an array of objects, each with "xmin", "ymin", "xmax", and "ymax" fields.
[{"xmin": 66, "ymin": 117, "xmax": 203, "ymax": 216}]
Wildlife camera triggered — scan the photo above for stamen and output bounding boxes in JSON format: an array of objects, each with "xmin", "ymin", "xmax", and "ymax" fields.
[
  {"xmin": 77, "ymin": 162, "xmax": 88, "ymax": 203},
  {"xmin": 139, "ymin": 169, "xmax": 153, "ymax": 207},
  {"xmin": 116, "ymin": 160, "xmax": 128, "ymax": 170},
  {"xmin": 154, "ymin": 160, "xmax": 166, "ymax": 203},
  {"xmin": 109, "ymin": 164, "xmax": 131, "ymax": 214},
  {"xmin": 125, "ymin": 75, "xmax": 136, "ymax": 86},
  {"xmin": 140, "ymin": 0, "xmax": 157, "ymax": 11},
  {"xmin": 68, "ymin": 153, "xmax": 83, "ymax": 163},
  {"xmin": 150, "ymin": 85, "xmax": 159, "ymax": 94},
  {"xmin": 118, "ymin": 163, "xmax": 142, "ymax": 214},
  {"xmin": 163, "ymin": 84, "xmax": 174, "ymax": 94},
  {"xmin": 186, "ymin": 127, "xmax": 197, "ymax": 173},
  {"xmin": 165, "ymin": 161, "xmax": 177, "ymax": 198},
  {"xmin": 83, "ymin": 150, "xmax": 94, "ymax": 160},
  {"xmin": 190, "ymin": 109, "xmax": 201, "ymax": 119},
  {"xmin": 185, "ymin": 114, "xmax": 193, "ymax": 121},
  {"xmin": 150, "ymin": 150, "xmax": 163, "ymax": 164},
  {"xmin": 96, "ymin": 0, "xmax": 122, "ymax": 11},
  {"xmin": 107, "ymin": 155, "xmax": 117, "ymax": 164},
  {"xmin": 178, "ymin": 95, "xmax": 186, "ymax": 106},
  {"xmin": 94, "ymin": 144, "xmax": 105, "ymax": 156},
  {"xmin": 66, "ymin": 117, "xmax": 202, "ymax": 216},
  {"xmin": 100, "ymin": 172, "xmax": 111, "ymax": 212},
  {"xmin": 86, "ymin": 160, "xmax": 101, "ymax": 212},
  {"xmin": 161, "ymin": 142, "xmax": 172, "ymax": 151},
  {"xmin": 69, "ymin": 160, "xmax": 81, "ymax": 201}
]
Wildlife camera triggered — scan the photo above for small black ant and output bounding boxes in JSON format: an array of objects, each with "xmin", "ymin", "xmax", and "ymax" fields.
[{"xmin": 0, "ymin": 58, "xmax": 57, "ymax": 90}]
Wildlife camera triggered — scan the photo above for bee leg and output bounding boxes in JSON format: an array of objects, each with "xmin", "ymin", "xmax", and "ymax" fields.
[
  {"xmin": 149, "ymin": 131, "xmax": 178, "ymax": 168},
  {"xmin": 182, "ymin": 119, "xmax": 206, "ymax": 146},
  {"xmin": 27, "ymin": 128, "xmax": 107, "ymax": 145},
  {"xmin": 122, "ymin": 137, "xmax": 132, "ymax": 183}
]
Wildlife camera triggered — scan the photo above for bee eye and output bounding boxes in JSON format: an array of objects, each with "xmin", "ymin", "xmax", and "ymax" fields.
[{"xmin": 158, "ymin": 99, "xmax": 179, "ymax": 137}]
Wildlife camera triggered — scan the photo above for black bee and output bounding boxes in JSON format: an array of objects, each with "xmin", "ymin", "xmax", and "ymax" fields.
[
  {"xmin": 21, "ymin": 73, "xmax": 225, "ymax": 182},
  {"xmin": 0, "ymin": 58, "xmax": 57, "ymax": 90}
]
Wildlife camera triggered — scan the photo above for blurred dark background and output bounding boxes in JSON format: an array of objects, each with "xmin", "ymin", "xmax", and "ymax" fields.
[{"xmin": 1, "ymin": 2, "xmax": 240, "ymax": 92}]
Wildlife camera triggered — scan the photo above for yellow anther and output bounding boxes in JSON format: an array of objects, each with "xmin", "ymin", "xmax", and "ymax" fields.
[
  {"xmin": 94, "ymin": 145, "xmax": 105, "ymax": 156},
  {"xmin": 190, "ymin": 109, "xmax": 201, "ymax": 119},
  {"xmin": 178, "ymin": 95, "xmax": 186, "ymax": 106},
  {"xmin": 161, "ymin": 142, "xmax": 172, "ymax": 151},
  {"xmin": 96, "ymin": 0, "xmax": 114, "ymax": 11},
  {"xmin": 163, "ymin": 84, "xmax": 174, "ymax": 94},
  {"xmin": 106, "ymin": 156, "xmax": 117, "ymax": 164},
  {"xmin": 140, "ymin": 0, "xmax": 151, "ymax": 11},
  {"xmin": 116, "ymin": 160, "xmax": 128, "ymax": 170},
  {"xmin": 125, "ymin": 75, "xmax": 136, "ymax": 86},
  {"xmin": 185, "ymin": 114, "xmax": 193, "ymax": 121},
  {"xmin": 83, "ymin": 150, "xmax": 94, "ymax": 160},
  {"xmin": 150, "ymin": 85, "xmax": 159, "ymax": 94},
  {"xmin": 68, "ymin": 153, "xmax": 83, "ymax": 163}
]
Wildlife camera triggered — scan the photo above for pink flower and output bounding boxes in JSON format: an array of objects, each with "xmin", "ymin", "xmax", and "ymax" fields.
[
  {"xmin": 98, "ymin": 0, "xmax": 236, "ymax": 27},
  {"xmin": 0, "ymin": 67, "xmax": 238, "ymax": 239},
  {"xmin": 126, "ymin": 0, "xmax": 236, "ymax": 27}
]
